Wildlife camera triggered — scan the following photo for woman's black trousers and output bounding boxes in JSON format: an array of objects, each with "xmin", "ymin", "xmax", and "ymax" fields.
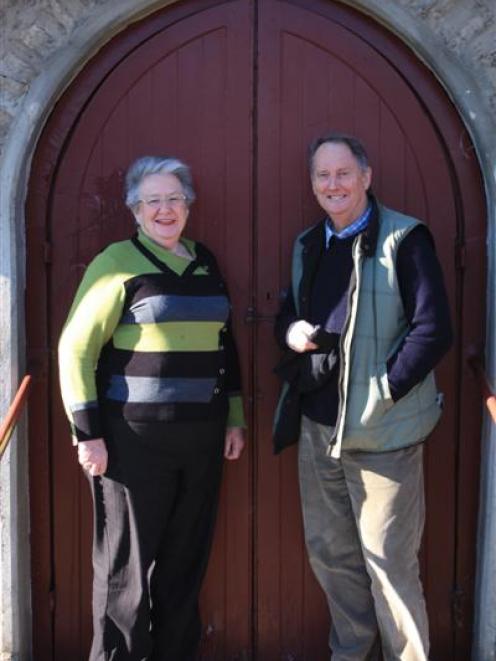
[{"xmin": 88, "ymin": 416, "xmax": 225, "ymax": 661}]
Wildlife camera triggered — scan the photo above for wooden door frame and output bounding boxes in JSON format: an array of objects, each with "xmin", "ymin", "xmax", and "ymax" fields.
[{"xmin": 0, "ymin": 0, "xmax": 493, "ymax": 658}]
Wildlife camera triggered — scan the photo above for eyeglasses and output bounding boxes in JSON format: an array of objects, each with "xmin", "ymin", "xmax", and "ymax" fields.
[{"xmin": 139, "ymin": 194, "xmax": 187, "ymax": 209}]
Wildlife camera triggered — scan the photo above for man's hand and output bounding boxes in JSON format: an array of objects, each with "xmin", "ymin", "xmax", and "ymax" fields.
[
  {"xmin": 224, "ymin": 427, "xmax": 245, "ymax": 460},
  {"xmin": 78, "ymin": 438, "xmax": 108, "ymax": 476},
  {"xmin": 286, "ymin": 320, "xmax": 318, "ymax": 353}
]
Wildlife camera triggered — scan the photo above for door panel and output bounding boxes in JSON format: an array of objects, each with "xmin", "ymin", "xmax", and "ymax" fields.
[
  {"xmin": 44, "ymin": 2, "xmax": 254, "ymax": 658},
  {"xmin": 255, "ymin": 1, "xmax": 460, "ymax": 658},
  {"xmin": 26, "ymin": 1, "xmax": 485, "ymax": 659}
]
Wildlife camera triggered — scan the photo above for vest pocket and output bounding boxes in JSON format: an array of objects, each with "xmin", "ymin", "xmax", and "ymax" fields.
[{"xmin": 359, "ymin": 362, "xmax": 394, "ymax": 426}]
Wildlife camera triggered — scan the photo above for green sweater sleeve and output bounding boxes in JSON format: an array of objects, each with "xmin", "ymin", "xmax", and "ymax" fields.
[{"xmin": 58, "ymin": 251, "xmax": 126, "ymax": 442}]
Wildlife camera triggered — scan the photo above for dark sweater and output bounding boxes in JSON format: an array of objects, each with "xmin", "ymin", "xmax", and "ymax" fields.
[
  {"xmin": 59, "ymin": 231, "xmax": 245, "ymax": 442},
  {"xmin": 276, "ymin": 224, "xmax": 453, "ymax": 426}
]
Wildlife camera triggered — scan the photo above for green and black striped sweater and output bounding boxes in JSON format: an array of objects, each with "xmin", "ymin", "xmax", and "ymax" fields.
[{"xmin": 59, "ymin": 230, "xmax": 245, "ymax": 442}]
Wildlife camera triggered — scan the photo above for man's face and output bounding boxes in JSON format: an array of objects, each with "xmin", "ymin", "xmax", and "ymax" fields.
[{"xmin": 311, "ymin": 142, "xmax": 372, "ymax": 230}]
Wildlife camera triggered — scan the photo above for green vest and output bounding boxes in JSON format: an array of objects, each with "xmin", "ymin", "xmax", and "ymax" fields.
[{"xmin": 330, "ymin": 205, "xmax": 441, "ymax": 457}]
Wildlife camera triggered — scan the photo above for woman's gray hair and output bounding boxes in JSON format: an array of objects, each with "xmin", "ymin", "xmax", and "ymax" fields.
[
  {"xmin": 125, "ymin": 156, "xmax": 196, "ymax": 209},
  {"xmin": 308, "ymin": 132, "xmax": 370, "ymax": 174}
]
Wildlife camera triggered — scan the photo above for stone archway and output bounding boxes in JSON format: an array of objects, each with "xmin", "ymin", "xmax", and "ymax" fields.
[{"xmin": 0, "ymin": 0, "xmax": 494, "ymax": 658}]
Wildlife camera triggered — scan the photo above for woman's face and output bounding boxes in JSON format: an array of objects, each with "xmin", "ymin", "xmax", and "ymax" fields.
[{"xmin": 135, "ymin": 172, "xmax": 189, "ymax": 249}]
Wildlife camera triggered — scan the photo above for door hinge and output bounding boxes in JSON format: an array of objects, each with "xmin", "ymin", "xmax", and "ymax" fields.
[
  {"xmin": 43, "ymin": 241, "xmax": 52, "ymax": 264},
  {"xmin": 455, "ymin": 241, "xmax": 466, "ymax": 271}
]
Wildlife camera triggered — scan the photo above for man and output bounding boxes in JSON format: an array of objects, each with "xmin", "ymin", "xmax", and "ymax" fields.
[{"xmin": 274, "ymin": 132, "xmax": 452, "ymax": 660}]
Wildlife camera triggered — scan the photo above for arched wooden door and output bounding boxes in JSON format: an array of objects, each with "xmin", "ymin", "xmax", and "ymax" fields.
[{"xmin": 27, "ymin": 0, "xmax": 485, "ymax": 659}]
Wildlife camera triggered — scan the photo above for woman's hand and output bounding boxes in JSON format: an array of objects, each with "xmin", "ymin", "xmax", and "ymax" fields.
[
  {"xmin": 78, "ymin": 438, "xmax": 108, "ymax": 476},
  {"xmin": 224, "ymin": 427, "xmax": 245, "ymax": 461}
]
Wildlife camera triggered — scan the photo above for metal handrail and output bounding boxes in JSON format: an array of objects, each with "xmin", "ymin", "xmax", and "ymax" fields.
[
  {"xmin": 468, "ymin": 353, "xmax": 496, "ymax": 425},
  {"xmin": 0, "ymin": 375, "xmax": 32, "ymax": 460}
]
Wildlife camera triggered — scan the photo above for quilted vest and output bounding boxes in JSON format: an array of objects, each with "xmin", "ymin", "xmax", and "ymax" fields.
[{"xmin": 330, "ymin": 205, "xmax": 441, "ymax": 457}]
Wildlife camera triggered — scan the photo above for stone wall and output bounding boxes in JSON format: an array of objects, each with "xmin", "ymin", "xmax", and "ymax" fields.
[
  {"xmin": 393, "ymin": 0, "xmax": 496, "ymax": 108},
  {"xmin": 0, "ymin": 0, "xmax": 495, "ymax": 153},
  {"xmin": 0, "ymin": 1, "xmax": 495, "ymax": 660},
  {"xmin": 0, "ymin": 0, "xmax": 108, "ymax": 147}
]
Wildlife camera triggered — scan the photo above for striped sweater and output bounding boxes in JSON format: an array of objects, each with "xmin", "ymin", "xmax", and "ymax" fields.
[{"xmin": 58, "ymin": 230, "xmax": 245, "ymax": 442}]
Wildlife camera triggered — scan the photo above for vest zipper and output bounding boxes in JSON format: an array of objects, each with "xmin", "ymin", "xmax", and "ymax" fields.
[{"xmin": 328, "ymin": 236, "xmax": 363, "ymax": 457}]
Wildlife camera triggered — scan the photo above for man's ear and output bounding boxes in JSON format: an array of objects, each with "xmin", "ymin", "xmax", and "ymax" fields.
[{"xmin": 363, "ymin": 167, "xmax": 372, "ymax": 191}]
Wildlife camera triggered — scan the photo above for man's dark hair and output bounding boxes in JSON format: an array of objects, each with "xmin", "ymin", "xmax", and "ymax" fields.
[{"xmin": 308, "ymin": 132, "xmax": 370, "ymax": 174}]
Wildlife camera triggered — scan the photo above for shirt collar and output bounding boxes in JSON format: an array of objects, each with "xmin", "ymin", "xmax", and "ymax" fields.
[{"xmin": 325, "ymin": 204, "xmax": 372, "ymax": 247}]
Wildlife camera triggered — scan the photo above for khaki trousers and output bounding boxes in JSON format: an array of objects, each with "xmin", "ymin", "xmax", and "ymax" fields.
[{"xmin": 298, "ymin": 416, "xmax": 429, "ymax": 661}]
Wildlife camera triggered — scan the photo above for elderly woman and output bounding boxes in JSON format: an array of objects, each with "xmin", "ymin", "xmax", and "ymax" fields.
[{"xmin": 58, "ymin": 156, "xmax": 245, "ymax": 661}]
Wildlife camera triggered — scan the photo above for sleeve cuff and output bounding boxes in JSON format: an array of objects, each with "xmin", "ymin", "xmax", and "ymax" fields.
[
  {"xmin": 70, "ymin": 404, "xmax": 102, "ymax": 442},
  {"xmin": 227, "ymin": 394, "xmax": 246, "ymax": 428}
]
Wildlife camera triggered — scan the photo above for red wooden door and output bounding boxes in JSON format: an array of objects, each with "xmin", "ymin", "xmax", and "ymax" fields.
[
  {"xmin": 27, "ymin": 1, "xmax": 485, "ymax": 659},
  {"xmin": 27, "ymin": 2, "xmax": 255, "ymax": 658},
  {"xmin": 254, "ymin": 2, "xmax": 484, "ymax": 658}
]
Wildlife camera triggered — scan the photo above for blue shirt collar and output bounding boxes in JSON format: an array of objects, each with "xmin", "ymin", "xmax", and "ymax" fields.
[{"xmin": 325, "ymin": 204, "xmax": 372, "ymax": 247}]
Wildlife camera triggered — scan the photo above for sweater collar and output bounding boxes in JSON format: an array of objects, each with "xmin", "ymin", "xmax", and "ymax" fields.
[
  {"xmin": 136, "ymin": 229, "xmax": 197, "ymax": 275},
  {"xmin": 137, "ymin": 228, "xmax": 196, "ymax": 259}
]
